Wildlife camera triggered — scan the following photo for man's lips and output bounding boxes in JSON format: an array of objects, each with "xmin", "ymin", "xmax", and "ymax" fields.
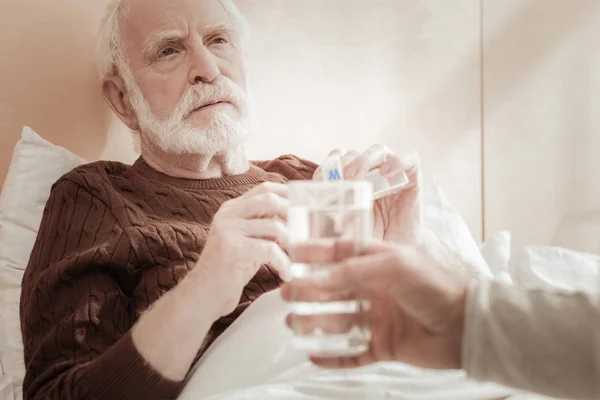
[
  {"xmin": 192, "ymin": 101, "xmax": 230, "ymax": 112},
  {"xmin": 184, "ymin": 100, "xmax": 233, "ymax": 119}
]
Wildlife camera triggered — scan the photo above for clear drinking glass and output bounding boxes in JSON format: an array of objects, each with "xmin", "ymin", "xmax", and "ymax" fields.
[{"xmin": 286, "ymin": 180, "xmax": 373, "ymax": 357}]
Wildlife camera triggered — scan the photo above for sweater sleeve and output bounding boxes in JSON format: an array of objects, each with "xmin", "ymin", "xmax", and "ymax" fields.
[
  {"xmin": 254, "ymin": 154, "xmax": 318, "ymax": 181},
  {"xmin": 20, "ymin": 177, "xmax": 182, "ymax": 400},
  {"xmin": 462, "ymin": 280, "xmax": 600, "ymax": 400}
]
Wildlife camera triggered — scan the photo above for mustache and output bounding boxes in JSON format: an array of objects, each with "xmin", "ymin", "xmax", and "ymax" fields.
[{"xmin": 173, "ymin": 77, "xmax": 246, "ymax": 121}]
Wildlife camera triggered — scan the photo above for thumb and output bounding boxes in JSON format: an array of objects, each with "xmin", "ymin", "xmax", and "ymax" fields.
[
  {"xmin": 312, "ymin": 166, "xmax": 323, "ymax": 180},
  {"xmin": 393, "ymin": 150, "xmax": 421, "ymax": 190}
]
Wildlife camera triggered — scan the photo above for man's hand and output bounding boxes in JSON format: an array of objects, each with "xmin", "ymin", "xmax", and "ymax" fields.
[
  {"xmin": 281, "ymin": 234, "xmax": 470, "ymax": 371},
  {"xmin": 313, "ymin": 146, "xmax": 422, "ymax": 244},
  {"xmin": 197, "ymin": 182, "xmax": 292, "ymax": 317},
  {"xmin": 132, "ymin": 182, "xmax": 291, "ymax": 382}
]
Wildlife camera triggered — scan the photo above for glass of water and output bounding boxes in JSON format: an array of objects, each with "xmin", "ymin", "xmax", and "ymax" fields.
[{"xmin": 286, "ymin": 180, "xmax": 373, "ymax": 357}]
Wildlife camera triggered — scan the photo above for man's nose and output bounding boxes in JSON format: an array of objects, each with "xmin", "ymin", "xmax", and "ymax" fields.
[{"xmin": 188, "ymin": 44, "xmax": 220, "ymax": 84}]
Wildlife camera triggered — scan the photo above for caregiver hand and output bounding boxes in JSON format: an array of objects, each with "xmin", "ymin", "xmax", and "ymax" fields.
[
  {"xmin": 281, "ymin": 232, "xmax": 473, "ymax": 370},
  {"xmin": 313, "ymin": 145, "xmax": 422, "ymax": 244}
]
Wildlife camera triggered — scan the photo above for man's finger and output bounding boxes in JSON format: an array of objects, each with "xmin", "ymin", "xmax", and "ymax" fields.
[
  {"xmin": 245, "ymin": 182, "xmax": 289, "ymax": 198},
  {"xmin": 312, "ymin": 167, "xmax": 323, "ymax": 180},
  {"xmin": 291, "ymin": 239, "xmax": 393, "ymax": 264},
  {"xmin": 280, "ymin": 278, "xmax": 358, "ymax": 302},
  {"xmin": 327, "ymin": 148, "xmax": 347, "ymax": 158},
  {"xmin": 307, "ymin": 249, "xmax": 407, "ymax": 291},
  {"xmin": 383, "ymin": 150, "xmax": 421, "ymax": 190},
  {"xmin": 236, "ymin": 193, "xmax": 289, "ymax": 220},
  {"xmin": 309, "ymin": 353, "xmax": 370, "ymax": 369},
  {"xmin": 242, "ymin": 219, "xmax": 289, "ymax": 245},
  {"xmin": 344, "ymin": 144, "xmax": 392, "ymax": 179},
  {"xmin": 254, "ymin": 239, "xmax": 292, "ymax": 282},
  {"xmin": 340, "ymin": 150, "xmax": 360, "ymax": 167},
  {"xmin": 377, "ymin": 154, "xmax": 403, "ymax": 179},
  {"xmin": 285, "ymin": 312, "xmax": 366, "ymax": 335},
  {"xmin": 291, "ymin": 239, "xmax": 359, "ymax": 264},
  {"xmin": 314, "ymin": 149, "xmax": 349, "ymax": 181}
]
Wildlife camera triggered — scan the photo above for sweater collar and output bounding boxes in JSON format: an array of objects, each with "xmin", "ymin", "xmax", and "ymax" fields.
[{"xmin": 130, "ymin": 157, "xmax": 270, "ymax": 190}]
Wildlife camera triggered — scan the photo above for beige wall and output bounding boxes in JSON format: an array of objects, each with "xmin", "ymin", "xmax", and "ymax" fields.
[
  {"xmin": 482, "ymin": 0, "xmax": 600, "ymax": 252},
  {"xmin": 0, "ymin": 1, "xmax": 123, "ymax": 180},
  {"xmin": 3, "ymin": 0, "xmax": 599, "ymax": 248},
  {"xmin": 0, "ymin": 0, "xmax": 483, "ymax": 240},
  {"xmin": 238, "ymin": 0, "xmax": 483, "ymax": 239}
]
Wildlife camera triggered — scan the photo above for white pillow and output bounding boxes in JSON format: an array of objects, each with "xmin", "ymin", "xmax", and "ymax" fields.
[
  {"xmin": 511, "ymin": 246, "xmax": 600, "ymax": 293},
  {"xmin": 479, "ymin": 231, "xmax": 513, "ymax": 283},
  {"xmin": 480, "ymin": 231, "xmax": 600, "ymax": 293},
  {"xmin": 422, "ymin": 177, "xmax": 492, "ymax": 277},
  {"xmin": 0, "ymin": 127, "xmax": 86, "ymax": 390},
  {"xmin": 0, "ymin": 376, "xmax": 19, "ymax": 400}
]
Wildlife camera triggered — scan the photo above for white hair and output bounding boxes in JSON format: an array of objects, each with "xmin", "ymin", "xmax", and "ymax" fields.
[{"xmin": 94, "ymin": 0, "xmax": 250, "ymax": 81}]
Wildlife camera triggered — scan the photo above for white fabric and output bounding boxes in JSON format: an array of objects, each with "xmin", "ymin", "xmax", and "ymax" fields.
[
  {"xmin": 185, "ymin": 235, "xmax": 600, "ymax": 399},
  {"xmin": 463, "ymin": 277, "xmax": 600, "ymax": 400},
  {"xmin": 511, "ymin": 246, "xmax": 600, "ymax": 293},
  {"xmin": 480, "ymin": 227, "xmax": 600, "ymax": 291},
  {"xmin": 479, "ymin": 231, "xmax": 513, "ymax": 284},
  {"xmin": 422, "ymin": 177, "xmax": 492, "ymax": 278},
  {"xmin": 480, "ymin": 229, "xmax": 600, "ymax": 293},
  {"xmin": 0, "ymin": 377, "xmax": 18, "ymax": 400},
  {"xmin": 180, "ymin": 290, "xmax": 515, "ymax": 400},
  {"xmin": 0, "ymin": 127, "xmax": 86, "ymax": 398},
  {"xmin": 180, "ymin": 184, "xmax": 504, "ymax": 399}
]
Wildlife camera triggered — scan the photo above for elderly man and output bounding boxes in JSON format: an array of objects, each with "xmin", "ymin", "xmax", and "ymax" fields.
[{"xmin": 19, "ymin": 0, "xmax": 421, "ymax": 399}]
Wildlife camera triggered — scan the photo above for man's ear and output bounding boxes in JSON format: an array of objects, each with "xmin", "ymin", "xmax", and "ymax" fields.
[{"xmin": 102, "ymin": 76, "xmax": 140, "ymax": 131}]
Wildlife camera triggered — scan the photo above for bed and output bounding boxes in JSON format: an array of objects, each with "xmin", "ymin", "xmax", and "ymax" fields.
[{"xmin": 3, "ymin": 127, "xmax": 598, "ymax": 400}]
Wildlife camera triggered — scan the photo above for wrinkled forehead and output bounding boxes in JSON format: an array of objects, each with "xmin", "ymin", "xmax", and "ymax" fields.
[{"xmin": 120, "ymin": 0, "xmax": 234, "ymax": 58}]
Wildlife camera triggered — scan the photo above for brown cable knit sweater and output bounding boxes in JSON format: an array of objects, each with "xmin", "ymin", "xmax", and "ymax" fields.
[{"xmin": 19, "ymin": 155, "xmax": 317, "ymax": 400}]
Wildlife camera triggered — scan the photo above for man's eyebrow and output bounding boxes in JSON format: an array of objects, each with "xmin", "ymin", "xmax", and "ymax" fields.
[
  {"xmin": 203, "ymin": 23, "xmax": 236, "ymax": 39},
  {"xmin": 142, "ymin": 30, "xmax": 186, "ymax": 60}
]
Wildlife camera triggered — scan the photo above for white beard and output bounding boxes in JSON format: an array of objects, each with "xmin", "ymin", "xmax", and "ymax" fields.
[{"xmin": 126, "ymin": 74, "xmax": 255, "ymax": 156}]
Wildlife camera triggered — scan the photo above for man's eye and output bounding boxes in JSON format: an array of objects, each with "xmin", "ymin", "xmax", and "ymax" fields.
[
  {"xmin": 160, "ymin": 48, "xmax": 176, "ymax": 57},
  {"xmin": 212, "ymin": 37, "xmax": 228, "ymax": 45}
]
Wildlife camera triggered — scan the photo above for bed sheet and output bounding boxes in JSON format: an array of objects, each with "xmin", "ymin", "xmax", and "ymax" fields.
[
  {"xmin": 178, "ymin": 290, "xmax": 523, "ymax": 400},
  {"xmin": 0, "ymin": 376, "xmax": 20, "ymax": 400}
]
